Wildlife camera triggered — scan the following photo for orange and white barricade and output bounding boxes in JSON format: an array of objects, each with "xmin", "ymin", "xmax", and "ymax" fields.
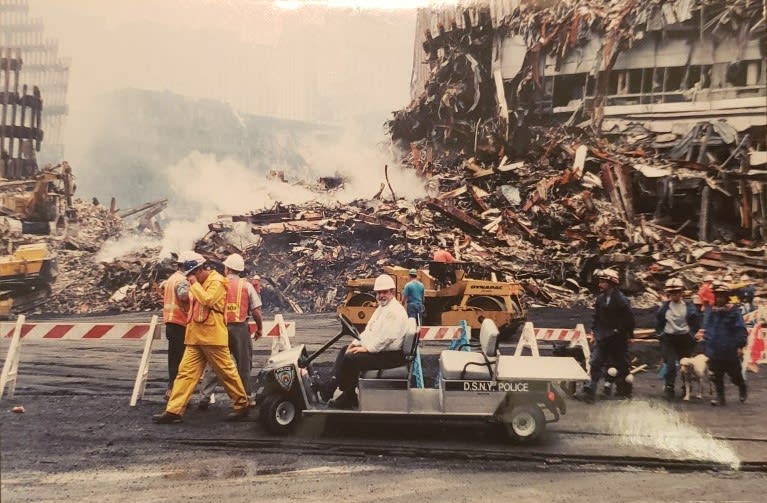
[
  {"xmin": 513, "ymin": 322, "xmax": 591, "ymax": 373},
  {"xmin": 0, "ymin": 314, "xmax": 295, "ymax": 406},
  {"xmin": 0, "ymin": 315, "xmax": 161, "ymax": 405}
]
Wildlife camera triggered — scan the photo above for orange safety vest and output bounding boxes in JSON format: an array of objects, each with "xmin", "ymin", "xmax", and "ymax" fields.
[
  {"xmin": 225, "ymin": 278, "xmax": 250, "ymax": 324},
  {"xmin": 163, "ymin": 271, "xmax": 189, "ymax": 326}
]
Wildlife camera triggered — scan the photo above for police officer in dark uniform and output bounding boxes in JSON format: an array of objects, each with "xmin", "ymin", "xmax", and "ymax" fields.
[
  {"xmin": 576, "ymin": 268, "xmax": 635, "ymax": 403},
  {"xmin": 704, "ymin": 281, "xmax": 748, "ymax": 406}
]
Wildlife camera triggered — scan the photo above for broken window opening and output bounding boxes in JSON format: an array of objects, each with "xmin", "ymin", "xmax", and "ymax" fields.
[{"xmin": 552, "ymin": 73, "xmax": 586, "ymax": 108}]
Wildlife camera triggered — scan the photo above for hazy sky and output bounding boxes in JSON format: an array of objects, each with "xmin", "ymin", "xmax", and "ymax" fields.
[{"xmin": 27, "ymin": 0, "xmax": 420, "ymax": 122}]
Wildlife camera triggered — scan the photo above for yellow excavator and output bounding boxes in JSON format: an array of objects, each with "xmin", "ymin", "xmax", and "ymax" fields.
[
  {"xmin": 337, "ymin": 263, "xmax": 526, "ymax": 336},
  {"xmin": 0, "ymin": 243, "xmax": 57, "ymax": 319}
]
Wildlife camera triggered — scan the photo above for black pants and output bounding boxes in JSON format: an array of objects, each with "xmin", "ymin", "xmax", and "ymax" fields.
[
  {"xmin": 228, "ymin": 322, "xmax": 253, "ymax": 395},
  {"xmin": 661, "ymin": 333, "xmax": 695, "ymax": 389},
  {"xmin": 165, "ymin": 323, "xmax": 186, "ymax": 389},
  {"xmin": 589, "ymin": 335, "xmax": 630, "ymax": 396},
  {"xmin": 333, "ymin": 346, "xmax": 406, "ymax": 392},
  {"xmin": 709, "ymin": 358, "xmax": 745, "ymax": 398}
]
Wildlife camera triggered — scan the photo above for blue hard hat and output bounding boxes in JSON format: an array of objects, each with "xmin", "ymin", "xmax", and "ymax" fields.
[{"xmin": 182, "ymin": 253, "xmax": 205, "ymax": 275}]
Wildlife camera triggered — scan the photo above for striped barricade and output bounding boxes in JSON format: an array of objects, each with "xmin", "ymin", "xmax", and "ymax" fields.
[
  {"xmin": 412, "ymin": 321, "xmax": 470, "ymax": 389},
  {"xmin": 0, "ymin": 315, "xmax": 161, "ymax": 405},
  {"xmin": 0, "ymin": 314, "xmax": 296, "ymax": 406},
  {"xmin": 514, "ymin": 322, "xmax": 591, "ymax": 373}
]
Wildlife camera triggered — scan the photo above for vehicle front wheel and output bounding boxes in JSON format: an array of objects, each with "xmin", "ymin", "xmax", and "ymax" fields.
[
  {"xmin": 260, "ymin": 394, "xmax": 301, "ymax": 435},
  {"xmin": 504, "ymin": 404, "xmax": 545, "ymax": 443}
]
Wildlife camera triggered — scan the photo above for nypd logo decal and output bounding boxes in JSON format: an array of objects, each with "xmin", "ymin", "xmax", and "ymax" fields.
[{"xmin": 275, "ymin": 366, "xmax": 295, "ymax": 391}]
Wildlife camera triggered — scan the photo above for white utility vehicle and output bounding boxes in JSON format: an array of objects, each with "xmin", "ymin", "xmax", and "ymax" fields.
[{"xmin": 254, "ymin": 316, "xmax": 588, "ymax": 442}]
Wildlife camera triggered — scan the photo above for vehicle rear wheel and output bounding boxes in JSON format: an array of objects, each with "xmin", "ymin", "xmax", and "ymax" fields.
[
  {"xmin": 260, "ymin": 394, "xmax": 301, "ymax": 435},
  {"xmin": 504, "ymin": 404, "xmax": 545, "ymax": 443}
]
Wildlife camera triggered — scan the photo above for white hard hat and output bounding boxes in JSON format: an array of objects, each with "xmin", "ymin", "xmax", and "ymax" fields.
[
  {"xmin": 373, "ymin": 274, "xmax": 396, "ymax": 291},
  {"xmin": 223, "ymin": 253, "xmax": 245, "ymax": 272},
  {"xmin": 597, "ymin": 268, "xmax": 620, "ymax": 284},
  {"xmin": 740, "ymin": 274, "xmax": 751, "ymax": 282},
  {"xmin": 712, "ymin": 281, "xmax": 730, "ymax": 293},
  {"xmin": 664, "ymin": 278, "xmax": 684, "ymax": 291},
  {"xmin": 252, "ymin": 274, "xmax": 261, "ymax": 281},
  {"xmin": 182, "ymin": 252, "xmax": 205, "ymax": 275},
  {"xmin": 703, "ymin": 275, "xmax": 714, "ymax": 282}
]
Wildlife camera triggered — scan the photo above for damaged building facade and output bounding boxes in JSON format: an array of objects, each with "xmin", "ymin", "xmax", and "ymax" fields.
[{"xmin": 405, "ymin": 0, "xmax": 766, "ymax": 242}]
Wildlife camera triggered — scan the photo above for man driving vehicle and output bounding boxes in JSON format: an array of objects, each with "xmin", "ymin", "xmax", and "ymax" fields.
[{"xmin": 326, "ymin": 273, "xmax": 409, "ymax": 409}]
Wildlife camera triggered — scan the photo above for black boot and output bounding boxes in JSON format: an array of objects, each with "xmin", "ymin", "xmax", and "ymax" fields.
[
  {"xmin": 710, "ymin": 393, "xmax": 725, "ymax": 406},
  {"xmin": 663, "ymin": 385, "xmax": 675, "ymax": 400},
  {"xmin": 329, "ymin": 390, "xmax": 358, "ymax": 409},
  {"xmin": 574, "ymin": 386, "xmax": 595, "ymax": 404},
  {"xmin": 739, "ymin": 383, "xmax": 748, "ymax": 403}
]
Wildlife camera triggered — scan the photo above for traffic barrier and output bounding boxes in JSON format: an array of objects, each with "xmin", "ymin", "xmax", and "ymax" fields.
[
  {"xmin": 514, "ymin": 322, "xmax": 591, "ymax": 373},
  {"xmin": 0, "ymin": 315, "xmax": 161, "ymax": 403},
  {"xmin": 413, "ymin": 321, "xmax": 470, "ymax": 389},
  {"xmin": 0, "ymin": 314, "xmax": 295, "ymax": 406}
]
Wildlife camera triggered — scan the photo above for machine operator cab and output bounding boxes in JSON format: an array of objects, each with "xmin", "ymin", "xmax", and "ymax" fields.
[{"xmin": 254, "ymin": 316, "xmax": 588, "ymax": 442}]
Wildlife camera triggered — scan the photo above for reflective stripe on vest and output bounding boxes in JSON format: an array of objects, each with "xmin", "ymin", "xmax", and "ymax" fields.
[
  {"xmin": 163, "ymin": 272, "xmax": 189, "ymax": 326},
  {"xmin": 225, "ymin": 278, "xmax": 249, "ymax": 324}
]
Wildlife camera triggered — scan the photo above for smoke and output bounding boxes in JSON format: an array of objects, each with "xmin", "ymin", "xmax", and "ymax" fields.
[
  {"xmin": 96, "ymin": 234, "xmax": 163, "ymax": 263},
  {"xmin": 586, "ymin": 400, "xmax": 741, "ymax": 470}
]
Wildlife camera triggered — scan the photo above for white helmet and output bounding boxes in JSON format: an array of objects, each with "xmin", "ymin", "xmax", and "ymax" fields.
[
  {"xmin": 223, "ymin": 253, "xmax": 245, "ymax": 272},
  {"xmin": 703, "ymin": 275, "xmax": 715, "ymax": 282},
  {"xmin": 740, "ymin": 274, "xmax": 751, "ymax": 283},
  {"xmin": 597, "ymin": 268, "xmax": 620, "ymax": 284},
  {"xmin": 373, "ymin": 274, "xmax": 396, "ymax": 291},
  {"xmin": 664, "ymin": 278, "xmax": 684, "ymax": 292}
]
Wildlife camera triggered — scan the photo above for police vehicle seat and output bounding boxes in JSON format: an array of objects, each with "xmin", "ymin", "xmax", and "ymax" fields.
[
  {"xmin": 438, "ymin": 319, "xmax": 499, "ymax": 380},
  {"xmin": 360, "ymin": 318, "xmax": 419, "ymax": 379}
]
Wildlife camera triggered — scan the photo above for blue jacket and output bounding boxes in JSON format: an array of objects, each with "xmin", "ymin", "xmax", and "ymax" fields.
[
  {"xmin": 592, "ymin": 288, "xmax": 635, "ymax": 342},
  {"xmin": 655, "ymin": 300, "xmax": 700, "ymax": 337},
  {"xmin": 703, "ymin": 305, "xmax": 747, "ymax": 361}
]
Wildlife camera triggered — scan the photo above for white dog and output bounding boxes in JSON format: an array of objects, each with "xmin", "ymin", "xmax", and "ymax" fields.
[{"xmin": 679, "ymin": 354, "xmax": 711, "ymax": 401}]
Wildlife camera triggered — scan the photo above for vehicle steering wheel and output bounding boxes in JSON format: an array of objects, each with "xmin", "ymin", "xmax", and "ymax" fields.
[{"xmin": 339, "ymin": 314, "xmax": 361, "ymax": 340}]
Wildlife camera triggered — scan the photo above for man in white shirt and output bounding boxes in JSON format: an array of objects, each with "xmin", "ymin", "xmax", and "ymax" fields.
[{"xmin": 329, "ymin": 274, "xmax": 409, "ymax": 409}]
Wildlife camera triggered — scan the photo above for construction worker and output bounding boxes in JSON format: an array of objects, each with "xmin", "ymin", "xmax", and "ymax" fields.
[
  {"xmin": 734, "ymin": 274, "xmax": 756, "ymax": 312},
  {"xmin": 704, "ymin": 281, "xmax": 748, "ymax": 406},
  {"xmin": 325, "ymin": 274, "xmax": 409, "ymax": 409},
  {"xmin": 161, "ymin": 252, "xmax": 191, "ymax": 398},
  {"xmin": 656, "ymin": 278, "xmax": 700, "ymax": 400},
  {"xmin": 153, "ymin": 253, "xmax": 248, "ymax": 423},
  {"xmin": 198, "ymin": 253, "xmax": 263, "ymax": 409},
  {"xmin": 432, "ymin": 244, "xmax": 456, "ymax": 263},
  {"xmin": 575, "ymin": 268, "xmax": 635, "ymax": 403},
  {"xmin": 401, "ymin": 268, "xmax": 425, "ymax": 325}
]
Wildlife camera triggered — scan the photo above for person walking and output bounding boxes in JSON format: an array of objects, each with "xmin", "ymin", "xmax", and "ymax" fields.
[
  {"xmin": 161, "ymin": 252, "xmax": 191, "ymax": 399},
  {"xmin": 153, "ymin": 253, "xmax": 248, "ymax": 424},
  {"xmin": 697, "ymin": 274, "xmax": 715, "ymax": 325},
  {"xmin": 401, "ymin": 268, "xmax": 425, "ymax": 326},
  {"xmin": 576, "ymin": 268, "xmax": 635, "ymax": 403},
  {"xmin": 656, "ymin": 278, "xmax": 700, "ymax": 400},
  {"xmin": 198, "ymin": 253, "xmax": 263, "ymax": 409},
  {"xmin": 704, "ymin": 281, "xmax": 748, "ymax": 406},
  {"xmin": 326, "ymin": 274, "xmax": 409, "ymax": 409}
]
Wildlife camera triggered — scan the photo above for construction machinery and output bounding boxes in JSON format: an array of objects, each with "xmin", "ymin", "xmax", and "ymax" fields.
[
  {"xmin": 337, "ymin": 263, "xmax": 526, "ymax": 336},
  {"xmin": 0, "ymin": 242, "xmax": 57, "ymax": 318},
  {"xmin": 0, "ymin": 162, "xmax": 76, "ymax": 234}
]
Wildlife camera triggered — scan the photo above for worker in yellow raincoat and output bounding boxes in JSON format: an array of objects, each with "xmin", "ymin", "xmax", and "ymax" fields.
[{"xmin": 153, "ymin": 253, "xmax": 248, "ymax": 423}]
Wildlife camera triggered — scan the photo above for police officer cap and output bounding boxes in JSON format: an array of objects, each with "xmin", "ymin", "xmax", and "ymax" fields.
[
  {"xmin": 664, "ymin": 278, "xmax": 683, "ymax": 292},
  {"xmin": 408, "ymin": 268, "xmax": 417, "ymax": 276},
  {"xmin": 597, "ymin": 268, "xmax": 620, "ymax": 284}
]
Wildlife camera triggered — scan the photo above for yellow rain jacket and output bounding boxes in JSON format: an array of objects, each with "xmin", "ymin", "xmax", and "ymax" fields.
[{"xmin": 184, "ymin": 270, "xmax": 229, "ymax": 346}]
